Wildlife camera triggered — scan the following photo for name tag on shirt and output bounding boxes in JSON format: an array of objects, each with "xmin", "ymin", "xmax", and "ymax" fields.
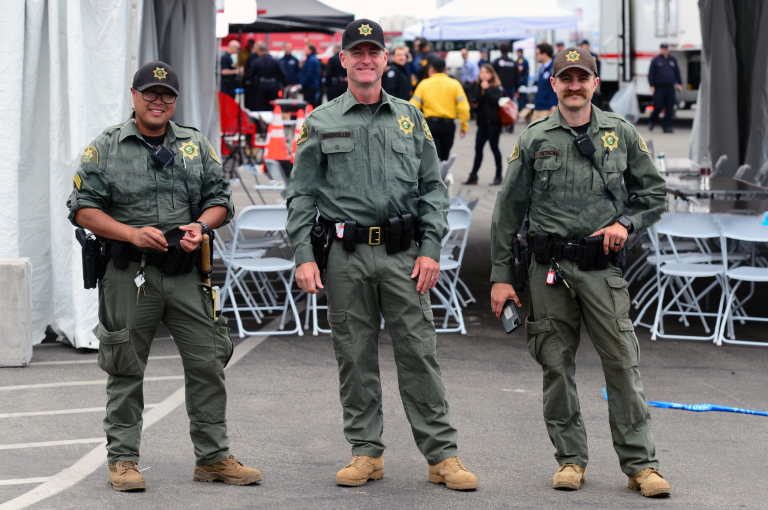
[
  {"xmin": 535, "ymin": 150, "xmax": 562, "ymax": 159},
  {"xmin": 320, "ymin": 131, "xmax": 353, "ymax": 140}
]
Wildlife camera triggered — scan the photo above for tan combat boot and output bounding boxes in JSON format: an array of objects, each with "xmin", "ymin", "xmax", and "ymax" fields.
[
  {"xmin": 428, "ymin": 457, "xmax": 477, "ymax": 490},
  {"xmin": 193, "ymin": 455, "xmax": 262, "ymax": 485},
  {"xmin": 107, "ymin": 461, "xmax": 146, "ymax": 491},
  {"xmin": 628, "ymin": 468, "xmax": 671, "ymax": 497},
  {"xmin": 336, "ymin": 455, "xmax": 384, "ymax": 486},
  {"xmin": 552, "ymin": 463, "xmax": 586, "ymax": 490}
]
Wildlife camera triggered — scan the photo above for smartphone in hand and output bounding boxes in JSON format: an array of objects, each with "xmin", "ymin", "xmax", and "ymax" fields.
[{"xmin": 501, "ymin": 299, "xmax": 522, "ymax": 334}]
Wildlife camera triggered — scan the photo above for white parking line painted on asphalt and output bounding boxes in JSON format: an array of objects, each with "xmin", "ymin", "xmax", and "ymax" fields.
[
  {"xmin": 0, "ymin": 336, "xmax": 267, "ymax": 510},
  {"xmin": 31, "ymin": 355, "xmax": 181, "ymax": 366},
  {"xmin": 0, "ymin": 404, "xmax": 159, "ymax": 419},
  {"xmin": 0, "ymin": 376, "xmax": 184, "ymax": 391},
  {"xmin": 0, "ymin": 439, "xmax": 104, "ymax": 451},
  {"xmin": 0, "ymin": 478, "xmax": 53, "ymax": 487}
]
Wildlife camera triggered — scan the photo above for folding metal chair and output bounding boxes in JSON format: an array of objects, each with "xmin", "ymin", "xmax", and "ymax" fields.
[
  {"xmin": 431, "ymin": 207, "xmax": 472, "ymax": 335},
  {"xmin": 222, "ymin": 205, "xmax": 303, "ymax": 338}
]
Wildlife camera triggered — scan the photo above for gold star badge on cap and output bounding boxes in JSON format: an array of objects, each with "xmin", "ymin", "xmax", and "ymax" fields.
[
  {"xmin": 359, "ymin": 24, "xmax": 372, "ymax": 36},
  {"xmin": 153, "ymin": 67, "xmax": 167, "ymax": 79},
  {"xmin": 398, "ymin": 116, "xmax": 413, "ymax": 135},
  {"xmin": 566, "ymin": 51, "xmax": 580, "ymax": 62},
  {"xmin": 601, "ymin": 131, "xmax": 619, "ymax": 151},
  {"xmin": 179, "ymin": 141, "xmax": 199, "ymax": 160}
]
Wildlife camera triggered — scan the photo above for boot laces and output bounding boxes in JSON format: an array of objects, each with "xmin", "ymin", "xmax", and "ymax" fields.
[
  {"xmin": 223, "ymin": 455, "xmax": 244, "ymax": 468},
  {"xmin": 345, "ymin": 456, "xmax": 368, "ymax": 469},
  {"xmin": 445, "ymin": 457, "xmax": 467, "ymax": 472},
  {"xmin": 116, "ymin": 461, "xmax": 139, "ymax": 476},
  {"xmin": 558, "ymin": 463, "xmax": 580, "ymax": 474}
]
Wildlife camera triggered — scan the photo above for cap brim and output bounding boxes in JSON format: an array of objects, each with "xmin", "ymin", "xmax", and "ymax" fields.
[
  {"xmin": 343, "ymin": 39, "xmax": 386, "ymax": 51},
  {"xmin": 136, "ymin": 82, "xmax": 180, "ymax": 96},
  {"xmin": 554, "ymin": 64, "xmax": 596, "ymax": 78}
]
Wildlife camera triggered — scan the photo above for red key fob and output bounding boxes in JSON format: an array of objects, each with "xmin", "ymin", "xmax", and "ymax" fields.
[{"xmin": 546, "ymin": 270, "xmax": 555, "ymax": 285}]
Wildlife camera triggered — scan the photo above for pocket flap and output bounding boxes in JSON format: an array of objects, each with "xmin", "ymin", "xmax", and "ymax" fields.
[
  {"xmin": 617, "ymin": 317, "xmax": 634, "ymax": 332},
  {"xmin": 606, "ymin": 277, "xmax": 627, "ymax": 289},
  {"xmin": 320, "ymin": 138, "xmax": 354, "ymax": 154},
  {"xmin": 423, "ymin": 309, "xmax": 434, "ymax": 321},
  {"xmin": 328, "ymin": 311, "xmax": 347, "ymax": 325},
  {"xmin": 392, "ymin": 139, "xmax": 415, "ymax": 155},
  {"xmin": 533, "ymin": 146, "xmax": 563, "ymax": 171},
  {"xmin": 92, "ymin": 322, "xmax": 130, "ymax": 345},
  {"xmin": 525, "ymin": 317, "xmax": 553, "ymax": 335}
]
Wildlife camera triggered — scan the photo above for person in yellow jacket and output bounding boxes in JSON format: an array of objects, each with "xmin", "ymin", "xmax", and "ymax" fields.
[{"xmin": 410, "ymin": 57, "xmax": 470, "ymax": 161}]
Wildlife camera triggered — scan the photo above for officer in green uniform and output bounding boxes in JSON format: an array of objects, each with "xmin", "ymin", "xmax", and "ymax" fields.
[
  {"xmin": 286, "ymin": 20, "xmax": 477, "ymax": 490},
  {"xmin": 490, "ymin": 48, "xmax": 672, "ymax": 497},
  {"xmin": 67, "ymin": 61, "xmax": 261, "ymax": 491}
]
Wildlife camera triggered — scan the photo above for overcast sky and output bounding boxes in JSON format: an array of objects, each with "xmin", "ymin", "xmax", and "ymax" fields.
[{"xmin": 320, "ymin": 0, "xmax": 436, "ymax": 23}]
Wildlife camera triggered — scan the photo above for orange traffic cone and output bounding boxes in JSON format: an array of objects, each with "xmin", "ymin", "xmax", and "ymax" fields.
[
  {"xmin": 262, "ymin": 105, "xmax": 289, "ymax": 172},
  {"xmin": 305, "ymin": 104, "xmax": 313, "ymax": 116},
  {"xmin": 290, "ymin": 109, "xmax": 305, "ymax": 163}
]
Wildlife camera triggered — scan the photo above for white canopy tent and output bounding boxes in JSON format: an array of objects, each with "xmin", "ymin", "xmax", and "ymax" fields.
[
  {"xmin": 402, "ymin": 0, "xmax": 577, "ymax": 41},
  {"xmin": 1, "ymin": 0, "xmax": 217, "ymax": 349}
]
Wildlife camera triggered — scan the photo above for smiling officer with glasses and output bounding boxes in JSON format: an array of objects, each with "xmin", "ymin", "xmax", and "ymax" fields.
[{"xmin": 66, "ymin": 61, "xmax": 261, "ymax": 492}]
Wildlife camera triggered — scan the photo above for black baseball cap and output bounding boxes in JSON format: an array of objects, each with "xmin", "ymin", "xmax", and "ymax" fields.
[
  {"xmin": 660, "ymin": 42, "xmax": 669, "ymax": 49},
  {"xmin": 342, "ymin": 19, "xmax": 386, "ymax": 51},
  {"xmin": 132, "ymin": 61, "xmax": 180, "ymax": 96},
  {"xmin": 553, "ymin": 47, "xmax": 599, "ymax": 77},
  {"xmin": 556, "ymin": 41, "xmax": 565, "ymax": 46}
]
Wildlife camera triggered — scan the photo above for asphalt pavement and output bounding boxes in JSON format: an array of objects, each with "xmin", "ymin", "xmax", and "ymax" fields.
[{"xmin": 3, "ymin": 112, "xmax": 768, "ymax": 509}]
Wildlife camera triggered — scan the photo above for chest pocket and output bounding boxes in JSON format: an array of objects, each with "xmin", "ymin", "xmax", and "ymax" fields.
[
  {"xmin": 391, "ymin": 138, "xmax": 418, "ymax": 182},
  {"xmin": 320, "ymin": 135, "xmax": 359, "ymax": 187},
  {"xmin": 597, "ymin": 146, "xmax": 628, "ymax": 193},
  {"xmin": 532, "ymin": 146, "xmax": 564, "ymax": 191},
  {"xmin": 173, "ymin": 155, "xmax": 204, "ymax": 210},
  {"xmin": 107, "ymin": 155, "xmax": 150, "ymax": 209}
]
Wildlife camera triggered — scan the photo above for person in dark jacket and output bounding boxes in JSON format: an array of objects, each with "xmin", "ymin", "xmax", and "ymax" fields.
[
  {"xmin": 300, "ymin": 43, "xmax": 321, "ymax": 108},
  {"xmin": 580, "ymin": 39, "xmax": 601, "ymax": 106},
  {"xmin": 464, "ymin": 64, "xmax": 505, "ymax": 185},
  {"xmin": 246, "ymin": 42, "xmax": 287, "ymax": 111},
  {"xmin": 325, "ymin": 45, "xmax": 348, "ymax": 102},
  {"xmin": 492, "ymin": 42, "xmax": 519, "ymax": 133},
  {"xmin": 219, "ymin": 40, "xmax": 242, "ymax": 98},
  {"xmin": 416, "ymin": 41, "xmax": 438, "ymax": 84},
  {"xmin": 279, "ymin": 42, "xmax": 300, "ymax": 94},
  {"xmin": 382, "ymin": 45, "xmax": 412, "ymax": 101},
  {"xmin": 648, "ymin": 42, "xmax": 683, "ymax": 133}
]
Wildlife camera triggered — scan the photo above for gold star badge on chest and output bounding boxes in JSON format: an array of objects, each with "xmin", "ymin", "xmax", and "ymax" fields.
[
  {"xmin": 153, "ymin": 67, "xmax": 167, "ymax": 79},
  {"xmin": 398, "ymin": 115, "xmax": 414, "ymax": 135},
  {"xmin": 566, "ymin": 51, "xmax": 580, "ymax": 62},
  {"xmin": 601, "ymin": 131, "xmax": 619, "ymax": 151},
  {"xmin": 359, "ymin": 24, "xmax": 372, "ymax": 36},
  {"xmin": 179, "ymin": 141, "xmax": 199, "ymax": 160}
]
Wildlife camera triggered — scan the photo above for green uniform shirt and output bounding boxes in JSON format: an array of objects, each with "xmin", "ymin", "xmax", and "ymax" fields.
[
  {"xmin": 491, "ymin": 105, "xmax": 666, "ymax": 283},
  {"xmin": 286, "ymin": 88, "xmax": 449, "ymax": 264},
  {"xmin": 67, "ymin": 116, "xmax": 234, "ymax": 233}
]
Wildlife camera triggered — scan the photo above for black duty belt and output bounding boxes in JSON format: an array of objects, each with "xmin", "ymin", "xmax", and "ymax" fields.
[
  {"xmin": 528, "ymin": 232, "xmax": 627, "ymax": 271},
  {"xmin": 355, "ymin": 225, "xmax": 384, "ymax": 245},
  {"xmin": 321, "ymin": 215, "xmax": 418, "ymax": 255},
  {"xmin": 426, "ymin": 117, "xmax": 454, "ymax": 123}
]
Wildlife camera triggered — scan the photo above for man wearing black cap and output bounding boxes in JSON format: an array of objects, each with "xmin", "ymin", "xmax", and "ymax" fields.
[
  {"xmin": 555, "ymin": 41, "xmax": 566, "ymax": 56},
  {"xmin": 67, "ymin": 61, "xmax": 261, "ymax": 491},
  {"xmin": 490, "ymin": 47, "xmax": 670, "ymax": 498},
  {"xmin": 286, "ymin": 19, "xmax": 477, "ymax": 491},
  {"xmin": 648, "ymin": 42, "xmax": 683, "ymax": 133}
]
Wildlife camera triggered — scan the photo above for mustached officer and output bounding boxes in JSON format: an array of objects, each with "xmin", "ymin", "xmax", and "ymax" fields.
[
  {"xmin": 490, "ymin": 48, "xmax": 671, "ymax": 497},
  {"xmin": 286, "ymin": 19, "xmax": 477, "ymax": 490},
  {"xmin": 67, "ymin": 61, "xmax": 261, "ymax": 491}
]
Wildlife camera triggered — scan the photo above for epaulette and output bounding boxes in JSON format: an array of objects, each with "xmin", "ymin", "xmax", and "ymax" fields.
[{"xmin": 605, "ymin": 112, "xmax": 631, "ymax": 124}]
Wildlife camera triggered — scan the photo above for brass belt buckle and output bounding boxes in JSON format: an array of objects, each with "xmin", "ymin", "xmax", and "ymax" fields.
[{"xmin": 368, "ymin": 226, "xmax": 382, "ymax": 246}]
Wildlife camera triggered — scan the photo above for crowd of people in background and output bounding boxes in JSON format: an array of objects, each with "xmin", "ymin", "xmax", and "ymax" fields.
[{"xmin": 218, "ymin": 37, "xmax": 609, "ymax": 185}]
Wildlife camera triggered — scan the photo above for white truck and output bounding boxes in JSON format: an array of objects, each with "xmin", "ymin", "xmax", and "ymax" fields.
[{"xmin": 599, "ymin": 0, "xmax": 702, "ymax": 110}]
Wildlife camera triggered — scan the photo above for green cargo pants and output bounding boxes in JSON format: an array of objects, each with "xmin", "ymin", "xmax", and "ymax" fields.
[
  {"xmin": 94, "ymin": 259, "xmax": 233, "ymax": 466},
  {"xmin": 325, "ymin": 241, "xmax": 458, "ymax": 466},
  {"xmin": 525, "ymin": 258, "xmax": 658, "ymax": 477}
]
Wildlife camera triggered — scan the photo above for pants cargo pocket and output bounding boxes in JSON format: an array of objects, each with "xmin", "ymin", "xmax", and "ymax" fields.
[
  {"xmin": 214, "ymin": 316, "xmax": 234, "ymax": 368},
  {"xmin": 420, "ymin": 292, "xmax": 436, "ymax": 354},
  {"xmin": 93, "ymin": 322, "xmax": 143, "ymax": 377},
  {"xmin": 606, "ymin": 277, "xmax": 631, "ymax": 318},
  {"xmin": 617, "ymin": 318, "xmax": 640, "ymax": 368},
  {"xmin": 329, "ymin": 310, "xmax": 353, "ymax": 354},
  {"xmin": 198, "ymin": 283, "xmax": 214, "ymax": 319},
  {"xmin": 525, "ymin": 317, "xmax": 562, "ymax": 367}
]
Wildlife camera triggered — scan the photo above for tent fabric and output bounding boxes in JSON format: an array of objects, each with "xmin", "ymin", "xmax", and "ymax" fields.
[
  {"xmin": 1, "ymin": 0, "xmax": 134, "ymax": 348},
  {"xmin": 1, "ymin": 0, "xmax": 218, "ymax": 348},
  {"xmin": 692, "ymin": 0, "xmax": 767, "ymax": 177},
  {"xmin": 230, "ymin": 0, "xmax": 354, "ymax": 34},
  {"xmin": 403, "ymin": 0, "xmax": 577, "ymax": 41}
]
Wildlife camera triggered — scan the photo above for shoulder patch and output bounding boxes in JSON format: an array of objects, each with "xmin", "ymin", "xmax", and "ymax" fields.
[
  {"xmin": 209, "ymin": 144, "xmax": 221, "ymax": 164},
  {"xmin": 422, "ymin": 119, "xmax": 434, "ymax": 142},
  {"xmin": 528, "ymin": 116, "xmax": 549, "ymax": 127},
  {"xmin": 81, "ymin": 145, "xmax": 98, "ymax": 164},
  {"xmin": 296, "ymin": 123, "xmax": 309, "ymax": 145},
  {"xmin": 638, "ymin": 134, "xmax": 650, "ymax": 154},
  {"xmin": 508, "ymin": 143, "xmax": 520, "ymax": 163}
]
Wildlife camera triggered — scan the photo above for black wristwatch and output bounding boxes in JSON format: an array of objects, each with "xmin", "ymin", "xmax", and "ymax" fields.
[
  {"xmin": 195, "ymin": 220, "xmax": 209, "ymax": 236},
  {"xmin": 618, "ymin": 216, "xmax": 633, "ymax": 234}
]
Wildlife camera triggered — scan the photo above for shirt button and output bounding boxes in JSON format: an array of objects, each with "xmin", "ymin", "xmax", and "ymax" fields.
[
  {"xmin": 335, "ymin": 145, "xmax": 339, "ymax": 149},
  {"xmin": 406, "ymin": 147, "xmax": 409, "ymax": 151}
]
